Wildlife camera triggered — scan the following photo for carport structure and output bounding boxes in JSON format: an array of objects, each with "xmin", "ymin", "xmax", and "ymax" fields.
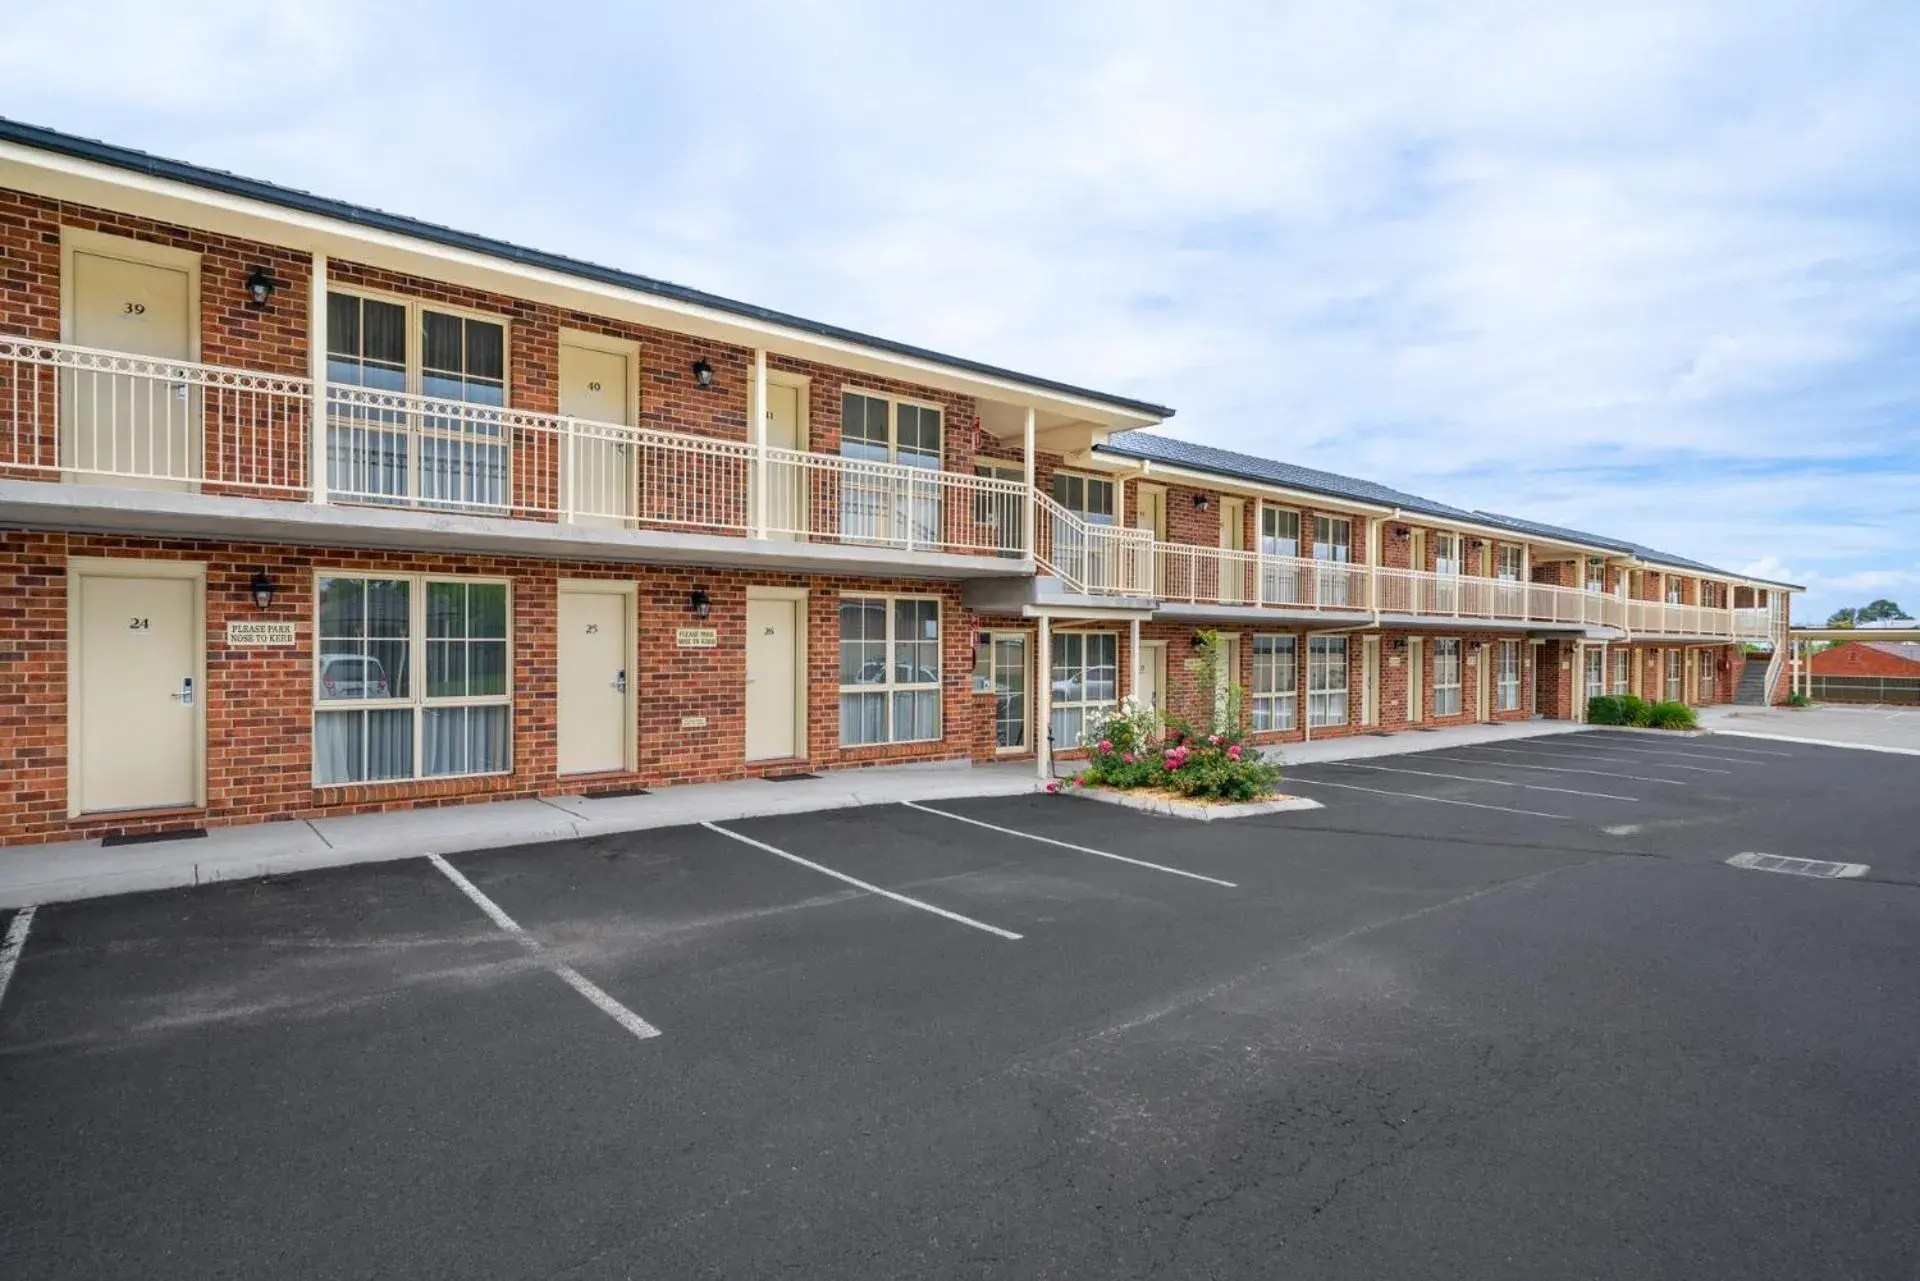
[{"xmin": 1785, "ymin": 626, "xmax": 1920, "ymax": 701}]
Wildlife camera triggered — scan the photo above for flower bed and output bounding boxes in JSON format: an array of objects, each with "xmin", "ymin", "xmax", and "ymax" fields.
[{"xmin": 1048, "ymin": 632, "xmax": 1285, "ymax": 804}]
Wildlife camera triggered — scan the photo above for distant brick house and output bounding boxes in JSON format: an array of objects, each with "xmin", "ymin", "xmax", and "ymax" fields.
[{"xmin": 1810, "ymin": 640, "xmax": 1920, "ymax": 677}]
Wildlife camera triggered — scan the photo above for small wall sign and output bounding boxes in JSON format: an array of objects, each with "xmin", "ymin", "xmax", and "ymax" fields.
[
  {"xmin": 226, "ymin": 620, "xmax": 296, "ymax": 646},
  {"xmin": 675, "ymin": 627, "xmax": 718, "ymax": 649},
  {"xmin": 680, "ymin": 715, "xmax": 709, "ymax": 729}
]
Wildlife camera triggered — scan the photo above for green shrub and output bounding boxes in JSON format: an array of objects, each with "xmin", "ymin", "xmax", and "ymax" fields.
[
  {"xmin": 1645, "ymin": 700, "xmax": 1697, "ymax": 730},
  {"xmin": 1618, "ymin": 695, "xmax": 1654, "ymax": 727},
  {"xmin": 1786, "ymin": 691, "xmax": 1813, "ymax": 708},
  {"xmin": 1586, "ymin": 694, "xmax": 1626, "ymax": 725}
]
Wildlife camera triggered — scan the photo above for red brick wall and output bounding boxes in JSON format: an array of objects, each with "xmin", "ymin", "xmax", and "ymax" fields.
[
  {"xmin": 0, "ymin": 531, "xmax": 987, "ymax": 845},
  {"xmin": 1809, "ymin": 641, "xmax": 1920, "ymax": 677}
]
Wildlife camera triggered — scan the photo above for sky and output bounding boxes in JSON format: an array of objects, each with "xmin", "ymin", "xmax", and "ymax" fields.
[{"xmin": 3, "ymin": 0, "xmax": 1916, "ymax": 624}]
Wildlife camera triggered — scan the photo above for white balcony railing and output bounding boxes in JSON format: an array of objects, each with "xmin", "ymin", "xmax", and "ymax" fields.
[
  {"xmin": 1, "ymin": 337, "xmax": 312, "ymax": 496},
  {"xmin": 1035, "ymin": 492, "xmax": 1153, "ymax": 595},
  {"xmin": 1630, "ymin": 600, "xmax": 1774, "ymax": 640},
  {"xmin": 1156, "ymin": 546, "xmax": 1367, "ymax": 610},
  {"xmin": 2, "ymin": 338, "xmax": 1030, "ymax": 557},
  {"xmin": 764, "ymin": 448, "xmax": 1029, "ymax": 556}
]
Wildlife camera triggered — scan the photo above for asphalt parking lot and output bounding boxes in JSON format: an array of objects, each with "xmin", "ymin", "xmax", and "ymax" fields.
[{"xmin": 3, "ymin": 731, "xmax": 1918, "ymax": 1279}]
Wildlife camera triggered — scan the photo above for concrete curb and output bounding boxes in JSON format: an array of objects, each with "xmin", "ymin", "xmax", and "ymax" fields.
[
  {"xmin": 1067, "ymin": 788, "xmax": 1325, "ymax": 822},
  {"xmin": 1709, "ymin": 729, "xmax": 1920, "ymax": 757}
]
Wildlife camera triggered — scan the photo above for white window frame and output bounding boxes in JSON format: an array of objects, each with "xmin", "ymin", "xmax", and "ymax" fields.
[
  {"xmin": 1260, "ymin": 505, "xmax": 1301, "ymax": 557},
  {"xmin": 1050, "ymin": 470, "xmax": 1116, "ymax": 525},
  {"xmin": 1587, "ymin": 558, "xmax": 1609, "ymax": 593},
  {"xmin": 1611, "ymin": 649, "xmax": 1630, "ymax": 695},
  {"xmin": 1584, "ymin": 646, "xmax": 1606, "ymax": 702},
  {"xmin": 1496, "ymin": 641, "xmax": 1521, "ymax": 711},
  {"xmin": 1251, "ymin": 634, "xmax": 1298, "ymax": 732},
  {"xmin": 1496, "ymin": 545, "xmax": 1523, "ymax": 581},
  {"xmin": 1433, "ymin": 637, "xmax": 1463, "ymax": 717},
  {"xmin": 312, "ymin": 573, "xmax": 514, "ymax": 786},
  {"xmin": 837, "ymin": 593, "xmax": 943, "ymax": 747},
  {"xmin": 1666, "ymin": 648, "xmax": 1683, "ymax": 700},
  {"xmin": 1307, "ymin": 635, "xmax": 1349, "ymax": 728},
  {"xmin": 839, "ymin": 387, "xmax": 944, "ymax": 466},
  {"xmin": 1049, "ymin": 630, "xmax": 1119, "ymax": 748}
]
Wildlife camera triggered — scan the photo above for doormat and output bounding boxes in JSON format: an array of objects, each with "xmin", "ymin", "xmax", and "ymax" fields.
[
  {"xmin": 101, "ymin": 827, "xmax": 208, "ymax": 847},
  {"xmin": 762, "ymin": 772, "xmax": 821, "ymax": 782},
  {"xmin": 581, "ymin": 786, "xmax": 650, "ymax": 799}
]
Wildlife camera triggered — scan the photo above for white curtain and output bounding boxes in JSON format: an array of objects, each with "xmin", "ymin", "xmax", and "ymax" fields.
[
  {"xmin": 314, "ymin": 708, "xmax": 413, "ymax": 785},
  {"xmin": 423, "ymin": 705, "xmax": 510, "ymax": 777}
]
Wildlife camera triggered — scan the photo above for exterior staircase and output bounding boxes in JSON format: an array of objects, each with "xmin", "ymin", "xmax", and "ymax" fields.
[{"xmin": 1735, "ymin": 657, "xmax": 1773, "ymax": 705}]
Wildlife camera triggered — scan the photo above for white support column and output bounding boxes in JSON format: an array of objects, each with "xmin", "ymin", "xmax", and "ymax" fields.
[
  {"xmin": 1022, "ymin": 407, "xmax": 1037, "ymax": 560},
  {"xmin": 309, "ymin": 251, "xmax": 328, "ymax": 505},
  {"xmin": 1035, "ymin": 613, "xmax": 1052, "ymax": 781},
  {"xmin": 752, "ymin": 348, "xmax": 769, "ymax": 538}
]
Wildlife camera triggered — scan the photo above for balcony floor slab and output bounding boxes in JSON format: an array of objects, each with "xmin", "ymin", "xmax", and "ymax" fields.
[{"xmin": 0, "ymin": 480, "xmax": 1030, "ymax": 579}]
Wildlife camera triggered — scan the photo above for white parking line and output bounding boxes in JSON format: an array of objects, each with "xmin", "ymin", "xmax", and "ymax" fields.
[
  {"xmin": 427, "ymin": 854, "xmax": 662, "ymax": 1042},
  {"xmin": 701, "ymin": 821, "xmax": 1024, "ymax": 941},
  {"xmin": 1583, "ymin": 733, "xmax": 1792, "ymax": 758},
  {"xmin": 1542, "ymin": 739, "xmax": 1760, "ymax": 765},
  {"xmin": 900, "ymin": 801, "xmax": 1238, "ymax": 888},
  {"xmin": 1418, "ymin": 752, "xmax": 1688, "ymax": 787},
  {"xmin": 1285, "ymin": 776, "xmax": 1571, "ymax": 820},
  {"xmin": 0, "ymin": 906, "xmax": 35, "ymax": 1016},
  {"xmin": 1710, "ymin": 729, "xmax": 1920, "ymax": 757},
  {"xmin": 1494, "ymin": 742, "xmax": 1732, "ymax": 774},
  {"xmin": 1324, "ymin": 761, "xmax": 1637, "ymax": 801}
]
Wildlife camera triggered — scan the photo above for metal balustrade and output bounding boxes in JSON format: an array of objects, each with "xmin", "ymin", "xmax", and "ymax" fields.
[
  {"xmin": 1, "ymin": 337, "xmax": 1794, "ymax": 616},
  {"xmin": 1, "ymin": 337, "xmax": 311, "ymax": 495},
  {"xmin": 1035, "ymin": 492, "xmax": 1153, "ymax": 594}
]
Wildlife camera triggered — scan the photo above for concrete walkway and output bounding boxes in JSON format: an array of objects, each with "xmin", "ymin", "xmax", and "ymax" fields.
[
  {"xmin": 0, "ymin": 762, "xmax": 1045, "ymax": 909},
  {"xmin": 1700, "ymin": 703, "xmax": 1920, "ymax": 755},
  {"xmin": 1, "ymin": 720, "xmax": 1606, "ymax": 909}
]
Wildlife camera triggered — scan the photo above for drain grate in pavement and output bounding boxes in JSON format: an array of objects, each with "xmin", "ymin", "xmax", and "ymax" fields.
[
  {"xmin": 762, "ymin": 772, "xmax": 820, "ymax": 782},
  {"xmin": 1725, "ymin": 852, "xmax": 1869, "ymax": 879}
]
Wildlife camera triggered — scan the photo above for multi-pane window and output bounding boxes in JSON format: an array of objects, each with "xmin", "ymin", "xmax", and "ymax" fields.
[
  {"xmin": 1251, "ymin": 635, "xmax": 1298, "ymax": 732},
  {"xmin": 1049, "ymin": 632, "xmax": 1117, "ymax": 748},
  {"xmin": 1434, "ymin": 532, "xmax": 1462, "ymax": 612},
  {"xmin": 1496, "ymin": 641, "xmax": 1522, "ymax": 711},
  {"xmin": 1667, "ymin": 578, "xmax": 1685, "ymax": 605},
  {"xmin": 839, "ymin": 596, "xmax": 941, "ymax": 746},
  {"xmin": 1587, "ymin": 558, "xmax": 1609, "ymax": 592},
  {"xmin": 1050, "ymin": 474, "xmax": 1117, "ymax": 589},
  {"xmin": 1433, "ymin": 638, "xmax": 1463, "ymax": 717},
  {"xmin": 841, "ymin": 393, "xmax": 943, "ymax": 545},
  {"xmin": 1665, "ymin": 649, "xmax": 1683, "ymax": 701},
  {"xmin": 1496, "ymin": 545, "xmax": 1523, "ymax": 581},
  {"xmin": 314, "ymin": 576, "xmax": 510, "ymax": 785},
  {"xmin": 325, "ymin": 293, "xmax": 508, "ymax": 509},
  {"xmin": 1307, "ymin": 636, "xmax": 1348, "ymax": 728},
  {"xmin": 1260, "ymin": 507, "xmax": 1302, "ymax": 603},
  {"xmin": 1584, "ymin": 647, "xmax": 1606, "ymax": 702},
  {"xmin": 1313, "ymin": 515, "xmax": 1353, "ymax": 606},
  {"xmin": 1612, "ymin": 649, "xmax": 1630, "ymax": 695},
  {"xmin": 1051, "ymin": 473, "xmax": 1114, "ymax": 523}
]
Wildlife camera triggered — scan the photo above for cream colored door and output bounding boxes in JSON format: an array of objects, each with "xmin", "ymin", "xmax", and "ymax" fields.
[
  {"xmin": 1476, "ymin": 645, "xmax": 1492, "ymax": 722},
  {"xmin": 1213, "ymin": 634, "xmax": 1241, "ymax": 729},
  {"xmin": 75, "ymin": 573, "xmax": 199, "ymax": 812},
  {"xmin": 1219, "ymin": 497, "xmax": 1247, "ymax": 603},
  {"xmin": 556, "ymin": 589, "xmax": 629, "ymax": 775},
  {"xmin": 67, "ymin": 249, "xmax": 196, "ymax": 488},
  {"xmin": 1407, "ymin": 638, "xmax": 1424, "ymax": 723},
  {"xmin": 1136, "ymin": 486, "xmax": 1167, "ymax": 593},
  {"xmin": 746, "ymin": 597, "xmax": 801, "ymax": 761},
  {"xmin": 559, "ymin": 341, "xmax": 633, "ymax": 526},
  {"xmin": 1138, "ymin": 640, "xmax": 1168, "ymax": 740},
  {"xmin": 1362, "ymin": 635, "xmax": 1380, "ymax": 726},
  {"xmin": 762, "ymin": 381, "xmax": 805, "ymax": 539}
]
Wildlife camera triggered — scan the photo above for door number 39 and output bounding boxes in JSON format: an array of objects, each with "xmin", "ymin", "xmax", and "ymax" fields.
[{"xmin": 123, "ymin": 302, "xmax": 147, "ymax": 316}]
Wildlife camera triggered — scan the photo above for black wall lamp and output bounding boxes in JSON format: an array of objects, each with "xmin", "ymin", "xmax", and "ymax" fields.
[
  {"xmin": 248, "ymin": 568, "xmax": 281, "ymax": 611},
  {"xmin": 688, "ymin": 588, "xmax": 712, "ymax": 619},
  {"xmin": 1192, "ymin": 493, "xmax": 1211, "ymax": 512},
  {"xmin": 1190, "ymin": 632, "xmax": 1208, "ymax": 650},
  {"xmin": 244, "ymin": 267, "xmax": 281, "ymax": 308},
  {"xmin": 1393, "ymin": 526, "xmax": 1410, "ymax": 541},
  {"xmin": 691, "ymin": 358, "xmax": 714, "ymax": 389}
]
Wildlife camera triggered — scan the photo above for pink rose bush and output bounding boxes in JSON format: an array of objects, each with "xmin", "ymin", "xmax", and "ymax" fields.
[{"xmin": 1065, "ymin": 689, "xmax": 1281, "ymax": 803}]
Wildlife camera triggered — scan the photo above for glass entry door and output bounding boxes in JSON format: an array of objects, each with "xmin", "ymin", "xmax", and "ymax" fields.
[{"xmin": 991, "ymin": 634, "xmax": 1029, "ymax": 752}]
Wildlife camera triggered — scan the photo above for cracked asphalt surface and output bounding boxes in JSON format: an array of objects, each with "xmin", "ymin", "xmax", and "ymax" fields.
[{"xmin": 2, "ymin": 730, "xmax": 1917, "ymax": 1279}]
